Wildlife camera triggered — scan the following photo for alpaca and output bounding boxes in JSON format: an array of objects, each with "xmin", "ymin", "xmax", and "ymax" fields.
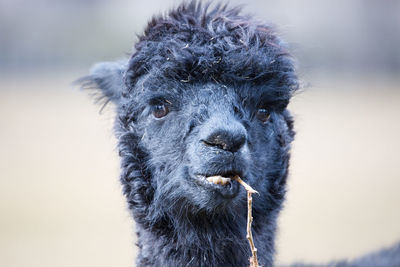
[{"xmin": 80, "ymin": 2, "xmax": 400, "ymax": 266}]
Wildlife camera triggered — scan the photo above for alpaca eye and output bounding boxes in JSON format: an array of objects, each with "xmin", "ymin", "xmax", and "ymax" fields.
[
  {"xmin": 256, "ymin": 108, "xmax": 270, "ymax": 123},
  {"xmin": 152, "ymin": 104, "xmax": 169, "ymax": 118}
]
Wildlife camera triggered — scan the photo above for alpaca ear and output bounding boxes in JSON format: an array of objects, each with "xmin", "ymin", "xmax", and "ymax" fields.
[{"xmin": 80, "ymin": 60, "xmax": 127, "ymax": 105}]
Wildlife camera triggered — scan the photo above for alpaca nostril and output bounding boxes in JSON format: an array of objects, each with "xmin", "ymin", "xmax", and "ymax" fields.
[{"xmin": 202, "ymin": 130, "xmax": 246, "ymax": 153}]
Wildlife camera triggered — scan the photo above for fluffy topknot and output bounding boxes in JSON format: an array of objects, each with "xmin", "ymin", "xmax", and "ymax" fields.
[{"xmin": 125, "ymin": 1, "xmax": 298, "ymax": 101}]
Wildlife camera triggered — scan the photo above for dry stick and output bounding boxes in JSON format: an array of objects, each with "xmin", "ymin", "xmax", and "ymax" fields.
[{"xmin": 233, "ymin": 175, "xmax": 260, "ymax": 267}]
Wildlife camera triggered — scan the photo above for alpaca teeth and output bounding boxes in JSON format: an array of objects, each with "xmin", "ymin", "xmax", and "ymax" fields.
[{"xmin": 206, "ymin": 176, "xmax": 231, "ymax": 185}]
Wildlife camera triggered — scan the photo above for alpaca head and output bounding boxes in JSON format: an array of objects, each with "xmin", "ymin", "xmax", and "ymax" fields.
[{"xmin": 81, "ymin": 1, "xmax": 298, "ymax": 265}]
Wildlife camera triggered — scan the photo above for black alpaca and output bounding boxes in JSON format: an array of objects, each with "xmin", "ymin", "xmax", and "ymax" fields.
[{"xmin": 80, "ymin": 2, "xmax": 400, "ymax": 266}]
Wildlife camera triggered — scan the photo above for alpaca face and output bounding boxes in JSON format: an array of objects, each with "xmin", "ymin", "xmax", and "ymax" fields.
[
  {"xmin": 82, "ymin": 1, "xmax": 298, "ymax": 226},
  {"xmin": 117, "ymin": 71, "xmax": 295, "ymax": 216}
]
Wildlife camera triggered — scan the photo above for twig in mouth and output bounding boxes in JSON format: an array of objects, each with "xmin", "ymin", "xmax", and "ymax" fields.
[
  {"xmin": 234, "ymin": 175, "xmax": 258, "ymax": 194},
  {"xmin": 232, "ymin": 175, "xmax": 260, "ymax": 267}
]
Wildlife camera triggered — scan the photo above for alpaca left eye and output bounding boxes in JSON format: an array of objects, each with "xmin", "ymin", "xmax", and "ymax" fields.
[
  {"xmin": 152, "ymin": 104, "xmax": 169, "ymax": 118},
  {"xmin": 256, "ymin": 108, "xmax": 270, "ymax": 123}
]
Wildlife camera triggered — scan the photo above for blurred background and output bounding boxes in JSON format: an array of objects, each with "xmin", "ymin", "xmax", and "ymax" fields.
[{"xmin": 1, "ymin": 0, "xmax": 399, "ymax": 266}]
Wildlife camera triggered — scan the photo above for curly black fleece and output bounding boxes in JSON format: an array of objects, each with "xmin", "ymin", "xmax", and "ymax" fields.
[{"xmin": 80, "ymin": 1, "xmax": 400, "ymax": 267}]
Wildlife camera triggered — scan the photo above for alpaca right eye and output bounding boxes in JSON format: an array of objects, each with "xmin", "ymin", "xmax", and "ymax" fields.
[
  {"xmin": 256, "ymin": 108, "xmax": 270, "ymax": 123},
  {"xmin": 152, "ymin": 104, "xmax": 169, "ymax": 118}
]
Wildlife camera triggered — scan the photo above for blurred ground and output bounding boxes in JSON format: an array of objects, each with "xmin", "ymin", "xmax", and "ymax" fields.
[{"xmin": 0, "ymin": 74, "xmax": 399, "ymax": 267}]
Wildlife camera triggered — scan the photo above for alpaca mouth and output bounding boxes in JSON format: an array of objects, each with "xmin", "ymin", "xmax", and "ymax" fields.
[
  {"xmin": 204, "ymin": 175, "xmax": 232, "ymax": 185},
  {"xmin": 194, "ymin": 172, "xmax": 240, "ymax": 198}
]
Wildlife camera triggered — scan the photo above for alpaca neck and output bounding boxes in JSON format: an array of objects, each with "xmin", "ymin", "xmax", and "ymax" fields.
[{"xmin": 134, "ymin": 208, "xmax": 278, "ymax": 267}]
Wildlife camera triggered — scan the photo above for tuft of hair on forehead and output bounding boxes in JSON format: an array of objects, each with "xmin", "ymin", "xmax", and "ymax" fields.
[{"xmin": 125, "ymin": 0, "xmax": 299, "ymax": 104}]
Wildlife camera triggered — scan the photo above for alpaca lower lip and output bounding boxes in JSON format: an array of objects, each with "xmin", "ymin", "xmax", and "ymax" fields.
[{"xmin": 194, "ymin": 174, "xmax": 239, "ymax": 198}]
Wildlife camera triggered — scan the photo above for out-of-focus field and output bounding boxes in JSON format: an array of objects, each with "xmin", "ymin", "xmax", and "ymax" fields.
[{"xmin": 0, "ymin": 74, "xmax": 399, "ymax": 267}]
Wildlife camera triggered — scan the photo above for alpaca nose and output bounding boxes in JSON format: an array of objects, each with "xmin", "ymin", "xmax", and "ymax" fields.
[{"xmin": 203, "ymin": 128, "xmax": 246, "ymax": 153}]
